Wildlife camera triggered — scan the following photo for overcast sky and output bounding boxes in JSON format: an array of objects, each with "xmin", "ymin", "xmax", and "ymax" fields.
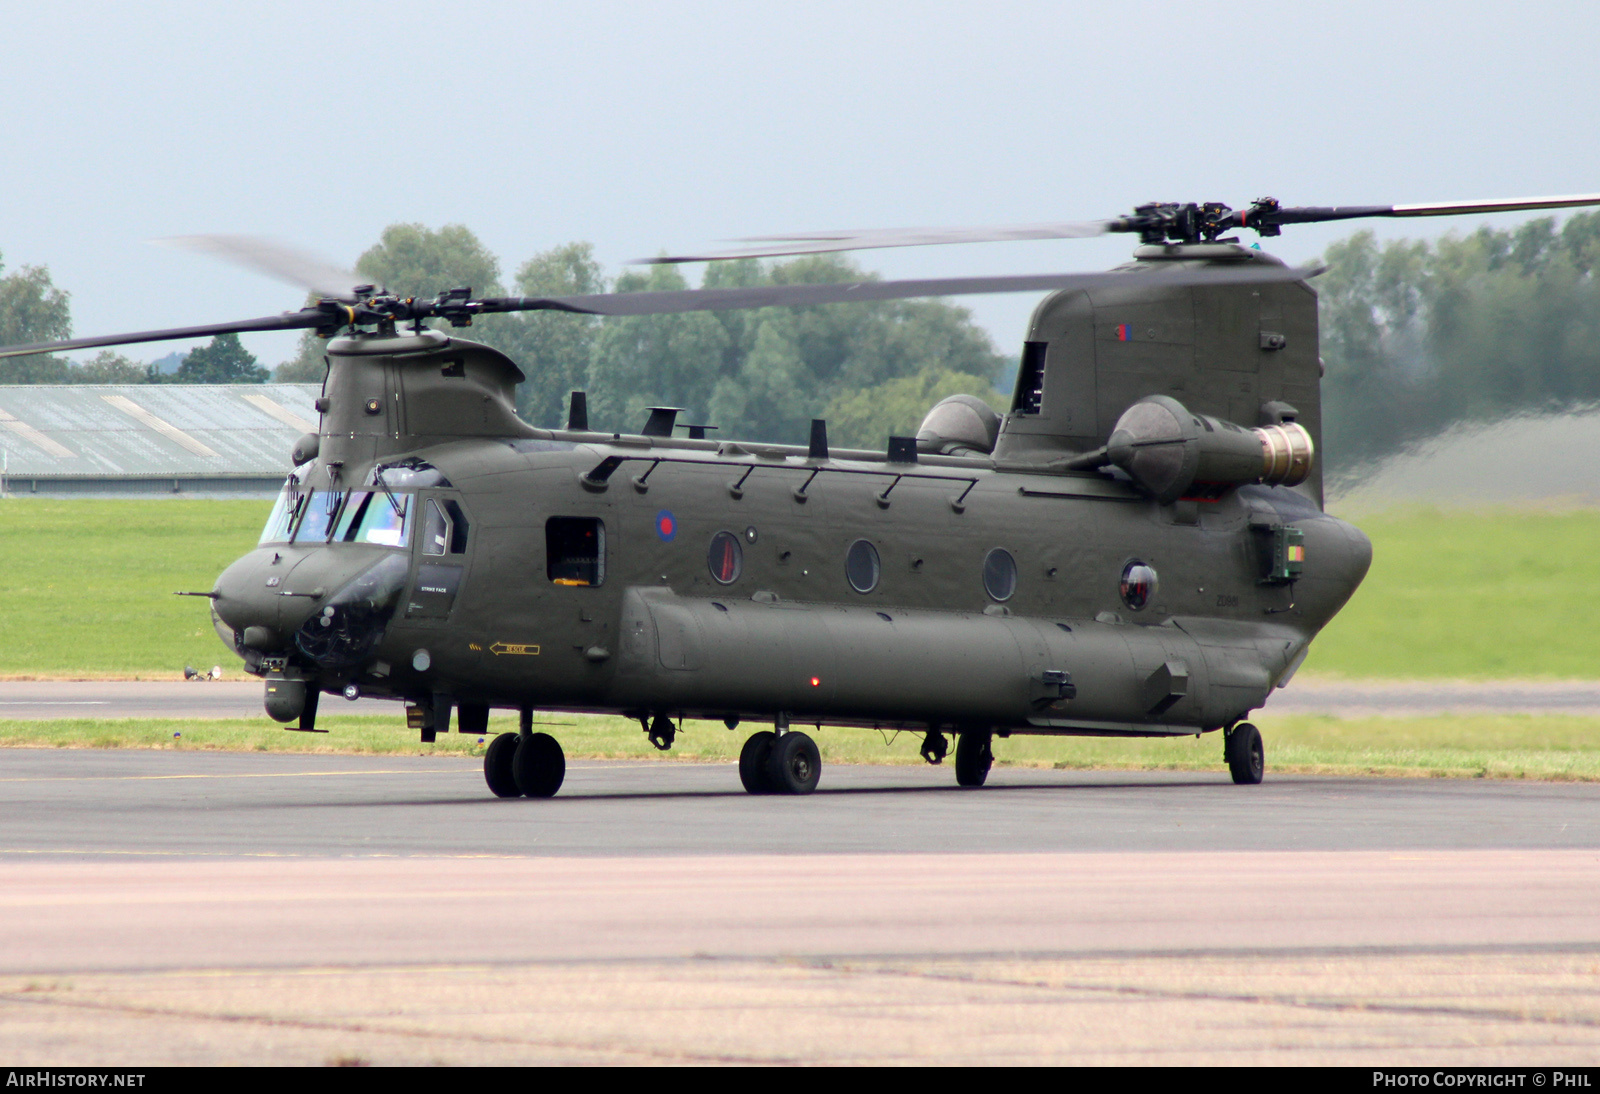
[{"xmin": 3, "ymin": 0, "xmax": 1598, "ymax": 368}]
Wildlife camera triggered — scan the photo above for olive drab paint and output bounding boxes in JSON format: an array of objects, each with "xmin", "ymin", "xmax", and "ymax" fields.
[
  {"xmin": 8, "ymin": 196, "xmax": 1586, "ymax": 795},
  {"xmin": 204, "ymin": 243, "xmax": 1373, "ymax": 795}
]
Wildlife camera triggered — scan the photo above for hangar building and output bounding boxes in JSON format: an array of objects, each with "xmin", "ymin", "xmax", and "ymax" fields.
[{"xmin": 0, "ymin": 384, "xmax": 319, "ymax": 497}]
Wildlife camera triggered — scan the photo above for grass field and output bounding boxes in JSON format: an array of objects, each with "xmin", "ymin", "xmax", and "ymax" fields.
[
  {"xmin": 3, "ymin": 711, "xmax": 1597, "ymax": 781},
  {"xmin": 1308, "ymin": 506, "xmax": 1600, "ymax": 679},
  {"xmin": 0, "ymin": 499, "xmax": 1597, "ymax": 680},
  {"xmin": 0, "ymin": 499, "xmax": 268, "ymax": 677}
]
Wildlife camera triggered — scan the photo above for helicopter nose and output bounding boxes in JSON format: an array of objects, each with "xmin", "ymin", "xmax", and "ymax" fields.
[
  {"xmin": 212, "ymin": 548, "xmax": 403, "ymax": 661},
  {"xmin": 214, "ymin": 549, "xmax": 316, "ymax": 647}
]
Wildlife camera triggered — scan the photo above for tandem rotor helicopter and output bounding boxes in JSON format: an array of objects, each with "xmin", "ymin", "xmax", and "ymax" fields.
[{"xmin": 5, "ymin": 193, "xmax": 1597, "ymax": 798}]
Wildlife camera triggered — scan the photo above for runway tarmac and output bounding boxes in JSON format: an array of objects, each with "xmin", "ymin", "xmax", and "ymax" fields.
[
  {"xmin": 6, "ymin": 677, "xmax": 1600, "ymax": 719},
  {"xmin": 4, "ymin": 748, "xmax": 1600, "ymax": 857},
  {"xmin": 2, "ymin": 749, "xmax": 1599, "ymax": 1064}
]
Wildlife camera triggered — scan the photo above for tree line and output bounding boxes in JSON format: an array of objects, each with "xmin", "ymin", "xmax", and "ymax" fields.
[
  {"xmin": 1319, "ymin": 211, "xmax": 1600, "ymax": 474},
  {"xmin": 272, "ymin": 224, "xmax": 1009, "ymax": 447},
  {"xmin": 0, "ymin": 227, "xmax": 1007, "ymax": 448},
  {"xmin": 7, "ymin": 213, "xmax": 1600, "ymax": 462}
]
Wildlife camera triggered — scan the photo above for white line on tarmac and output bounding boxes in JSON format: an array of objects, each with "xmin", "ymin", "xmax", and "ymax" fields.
[{"xmin": 0, "ymin": 769, "xmax": 420, "ymax": 783}]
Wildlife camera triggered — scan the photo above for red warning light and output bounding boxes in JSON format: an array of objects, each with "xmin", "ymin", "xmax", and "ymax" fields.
[{"xmin": 810, "ymin": 676, "xmax": 821, "ymax": 687}]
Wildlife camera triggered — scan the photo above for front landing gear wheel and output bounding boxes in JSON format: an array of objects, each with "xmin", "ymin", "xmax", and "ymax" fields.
[
  {"xmin": 767, "ymin": 731, "xmax": 821, "ymax": 795},
  {"xmin": 1226, "ymin": 722, "xmax": 1264, "ymax": 785},
  {"xmin": 484, "ymin": 732, "xmax": 520, "ymax": 798},
  {"xmin": 954, "ymin": 730, "xmax": 993, "ymax": 787},
  {"xmin": 513, "ymin": 732, "xmax": 566, "ymax": 797},
  {"xmin": 739, "ymin": 731, "xmax": 776, "ymax": 794}
]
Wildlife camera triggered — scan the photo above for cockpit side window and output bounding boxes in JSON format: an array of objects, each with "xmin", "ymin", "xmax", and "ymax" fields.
[
  {"xmin": 443, "ymin": 500, "xmax": 469, "ymax": 553},
  {"xmin": 422, "ymin": 500, "xmax": 452, "ymax": 556},
  {"xmin": 546, "ymin": 517, "xmax": 604, "ymax": 586}
]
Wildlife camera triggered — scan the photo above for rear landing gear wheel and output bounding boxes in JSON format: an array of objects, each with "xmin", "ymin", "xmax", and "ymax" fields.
[
  {"xmin": 767, "ymin": 731, "xmax": 821, "ymax": 795},
  {"xmin": 1226, "ymin": 722, "xmax": 1264, "ymax": 785},
  {"xmin": 484, "ymin": 732, "xmax": 520, "ymax": 798},
  {"xmin": 739, "ymin": 731, "xmax": 776, "ymax": 794},
  {"xmin": 513, "ymin": 732, "xmax": 566, "ymax": 798},
  {"xmin": 954, "ymin": 730, "xmax": 993, "ymax": 788}
]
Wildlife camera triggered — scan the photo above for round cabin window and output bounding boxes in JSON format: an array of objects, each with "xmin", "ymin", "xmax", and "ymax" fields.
[
  {"xmin": 983, "ymin": 548, "xmax": 1017, "ymax": 602},
  {"xmin": 845, "ymin": 539, "xmax": 881, "ymax": 593},
  {"xmin": 708, "ymin": 531, "xmax": 743, "ymax": 584},
  {"xmin": 1120, "ymin": 560, "xmax": 1158, "ymax": 611}
]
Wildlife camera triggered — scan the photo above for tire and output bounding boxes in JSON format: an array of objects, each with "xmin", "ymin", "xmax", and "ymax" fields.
[
  {"xmin": 484, "ymin": 732, "xmax": 521, "ymax": 798},
  {"xmin": 739, "ymin": 731, "xmax": 776, "ymax": 794},
  {"xmin": 766, "ymin": 731, "xmax": 821, "ymax": 795},
  {"xmin": 457, "ymin": 702, "xmax": 490, "ymax": 737},
  {"xmin": 954, "ymin": 730, "xmax": 993, "ymax": 788},
  {"xmin": 1226, "ymin": 722, "xmax": 1264, "ymax": 785},
  {"xmin": 513, "ymin": 732, "xmax": 566, "ymax": 798}
]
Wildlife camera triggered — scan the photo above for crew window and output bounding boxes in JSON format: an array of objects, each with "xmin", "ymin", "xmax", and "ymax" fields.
[
  {"xmin": 547, "ymin": 517, "xmax": 604, "ymax": 586},
  {"xmin": 374, "ymin": 460, "xmax": 451, "ymax": 490},
  {"xmin": 258, "ymin": 483, "xmax": 304, "ymax": 545},
  {"xmin": 845, "ymin": 539, "xmax": 881, "ymax": 594},
  {"xmin": 423, "ymin": 500, "xmax": 450, "ymax": 556},
  {"xmin": 337, "ymin": 491, "xmax": 411, "ymax": 547},
  {"xmin": 708, "ymin": 531, "xmax": 743, "ymax": 585},
  {"xmin": 331, "ymin": 492, "xmax": 369, "ymax": 542},
  {"xmin": 983, "ymin": 548, "xmax": 1017, "ymax": 602},
  {"xmin": 1120, "ymin": 560, "xmax": 1158, "ymax": 611},
  {"xmin": 421, "ymin": 499, "xmax": 471, "ymax": 556},
  {"xmin": 292, "ymin": 490, "xmax": 343, "ymax": 544}
]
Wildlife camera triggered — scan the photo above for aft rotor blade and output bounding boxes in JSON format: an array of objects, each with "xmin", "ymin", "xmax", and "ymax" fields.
[
  {"xmin": 1263, "ymin": 193, "xmax": 1600, "ymax": 227},
  {"xmin": 1388, "ymin": 193, "xmax": 1600, "ymax": 218},
  {"xmin": 158, "ymin": 235, "xmax": 364, "ymax": 299},
  {"xmin": 0, "ymin": 310, "xmax": 329, "ymax": 360},
  {"xmin": 638, "ymin": 220, "xmax": 1115, "ymax": 264},
  {"xmin": 489, "ymin": 262, "xmax": 1322, "ymax": 318}
]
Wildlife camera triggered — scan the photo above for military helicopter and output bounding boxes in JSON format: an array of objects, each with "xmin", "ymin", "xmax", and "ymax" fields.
[{"xmin": 4, "ymin": 192, "xmax": 1596, "ymax": 798}]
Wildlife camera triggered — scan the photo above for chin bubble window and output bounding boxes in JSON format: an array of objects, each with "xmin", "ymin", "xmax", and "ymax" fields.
[
  {"xmin": 1120, "ymin": 560, "xmax": 1158, "ymax": 611},
  {"xmin": 708, "ymin": 530, "xmax": 743, "ymax": 584},
  {"xmin": 845, "ymin": 539, "xmax": 881, "ymax": 594},
  {"xmin": 983, "ymin": 548, "xmax": 1017, "ymax": 602}
]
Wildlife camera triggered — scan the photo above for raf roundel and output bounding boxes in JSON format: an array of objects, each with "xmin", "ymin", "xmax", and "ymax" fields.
[{"xmin": 655, "ymin": 510, "xmax": 677, "ymax": 542}]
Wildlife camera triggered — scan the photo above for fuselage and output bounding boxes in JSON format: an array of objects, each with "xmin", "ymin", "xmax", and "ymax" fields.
[{"xmin": 213, "ymin": 430, "xmax": 1371, "ymax": 738}]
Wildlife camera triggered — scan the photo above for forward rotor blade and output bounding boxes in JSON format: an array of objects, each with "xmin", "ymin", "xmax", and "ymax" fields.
[
  {"xmin": 158, "ymin": 235, "xmax": 364, "ymax": 299},
  {"xmin": 490, "ymin": 261, "xmax": 1321, "ymax": 318},
  {"xmin": 638, "ymin": 220, "xmax": 1114, "ymax": 264},
  {"xmin": 0, "ymin": 262, "xmax": 1321, "ymax": 360},
  {"xmin": 0, "ymin": 310, "xmax": 329, "ymax": 360}
]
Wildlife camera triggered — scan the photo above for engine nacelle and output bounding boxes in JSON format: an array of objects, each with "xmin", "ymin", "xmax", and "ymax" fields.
[{"xmin": 1104, "ymin": 395, "xmax": 1313, "ymax": 503}]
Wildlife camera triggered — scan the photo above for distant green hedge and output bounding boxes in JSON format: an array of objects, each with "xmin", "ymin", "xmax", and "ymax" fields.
[
  {"xmin": 1305, "ymin": 506, "xmax": 1600, "ymax": 679},
  {"xmin": 0, "ymin": 499, "xmax": 270, "ymax": 676},
  {"xmin": 0, "ymin": 499, "xmax": 1593, "ymax": 680}
]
